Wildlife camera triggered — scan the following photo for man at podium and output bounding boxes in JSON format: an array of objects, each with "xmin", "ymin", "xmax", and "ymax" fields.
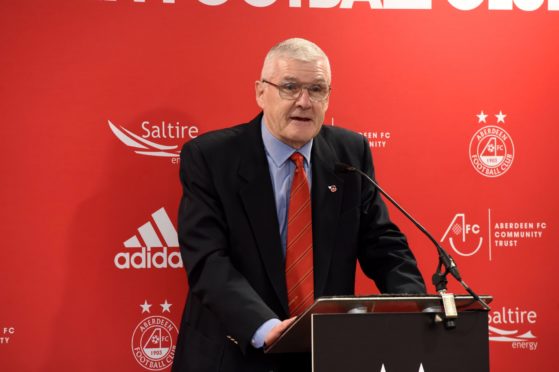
[{"xmin": 172, "ymin": 38, "xmax": 426, "ymax": 372}]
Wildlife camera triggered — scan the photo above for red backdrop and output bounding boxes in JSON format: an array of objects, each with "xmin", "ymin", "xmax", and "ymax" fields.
[{"xmin": 1, "ymin": 1, "xmax": 558, "ymax": 371}]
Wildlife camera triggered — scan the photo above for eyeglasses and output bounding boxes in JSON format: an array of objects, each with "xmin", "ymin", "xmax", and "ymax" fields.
[{"xmin": 261, "ymin": 79, "xmax": 331, "ymax": 102}]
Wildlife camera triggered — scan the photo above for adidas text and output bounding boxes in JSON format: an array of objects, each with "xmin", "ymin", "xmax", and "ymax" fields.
[{"xmin": 114, "ymin": 247, "xmax": 183, "ymax": 269}]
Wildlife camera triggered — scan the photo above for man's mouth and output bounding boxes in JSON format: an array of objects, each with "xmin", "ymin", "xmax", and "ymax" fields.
[{"xmin": 290, "ymin": 116, "xmax": 312, "ymax": 122}]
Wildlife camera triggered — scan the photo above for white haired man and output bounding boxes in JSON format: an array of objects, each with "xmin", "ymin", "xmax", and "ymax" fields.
[{"xmin": 172, "ymin": 38, "xmax": 425, "ymax": 372}]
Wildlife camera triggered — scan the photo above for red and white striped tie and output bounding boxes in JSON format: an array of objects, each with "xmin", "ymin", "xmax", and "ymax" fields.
[{"xmin": 285, "ymin": 152, "xmax": 314, "ymax": 316}]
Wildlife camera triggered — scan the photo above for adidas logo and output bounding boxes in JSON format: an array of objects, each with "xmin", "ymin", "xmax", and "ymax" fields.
[{"xmin": 114, "ymin": 207, "xmax": 183, "ymax": 270}]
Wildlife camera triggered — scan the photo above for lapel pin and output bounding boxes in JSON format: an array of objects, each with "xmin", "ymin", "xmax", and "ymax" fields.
[{"xmin": 328, "ymin": 185, "xmax": 337, "ymax": 193}]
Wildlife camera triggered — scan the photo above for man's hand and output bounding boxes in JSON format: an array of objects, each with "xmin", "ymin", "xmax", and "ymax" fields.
[{"xmin": 263, "ymin": 316, "xmax": 297, "ymax": 347}]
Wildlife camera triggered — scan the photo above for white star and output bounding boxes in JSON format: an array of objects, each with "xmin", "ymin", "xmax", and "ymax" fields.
[
  {"xmin": 161, "ymin": 300, "xmax": 172, "ymax": 313},
  {"xmin": 495, "ymin": 110, "xmax": 507, "ymax": 123},
  {"xmin": 476, "ymin": 111, "xmax": 488, "ymax": 123},
  {"xmin": 140, "ymin": 300, "xmax": 152, "ymax": 314}
]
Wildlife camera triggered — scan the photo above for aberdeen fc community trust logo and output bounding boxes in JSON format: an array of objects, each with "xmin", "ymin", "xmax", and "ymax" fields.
[
  {"xmin": 132, "ymin": 300, "xmax": 179, "ymax": 370},
  {"xmin": 1, "ymin": 326, "xmax": 15, "ymax": 345},
  {"xmin": 469, "ymin": 110, "xmax": 514, "ymax": 177},
  {"xmin": 108, "ymin": 119, "xmax": 199, "ymax": 162},
  {"xmin": 440, "ymin": 210, "xmax": 547, "ymax": 261}
]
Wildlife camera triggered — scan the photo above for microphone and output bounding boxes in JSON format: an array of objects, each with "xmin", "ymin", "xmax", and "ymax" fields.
[{"xmin": 335, "ymin": 162, "xmax": 490, "ymax": 315}]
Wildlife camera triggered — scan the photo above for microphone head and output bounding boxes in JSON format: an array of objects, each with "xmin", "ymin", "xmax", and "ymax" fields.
[{"xmin": 334, "ymin": 162, "xmax": 355, "ymax": 173}]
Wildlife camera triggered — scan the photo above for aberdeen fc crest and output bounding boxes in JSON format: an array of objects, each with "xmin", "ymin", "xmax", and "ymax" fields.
[
  {"xmin": 132, "ymin": 300, "xmax": 178, "ymax": 371},
  {"xmin": 469, "ymin": 111, "xmax": 515, "ymax": 178}
]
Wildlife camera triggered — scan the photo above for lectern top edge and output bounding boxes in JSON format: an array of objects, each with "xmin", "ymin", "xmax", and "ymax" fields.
[{"xmin": 264, "ymin": 294, "xmax": 493, "ymax": 354}]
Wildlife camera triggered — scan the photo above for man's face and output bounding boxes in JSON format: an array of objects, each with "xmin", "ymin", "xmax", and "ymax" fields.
[{"xmin": 255, "ymin": 57, "xmax": 330, "ymax": 149}]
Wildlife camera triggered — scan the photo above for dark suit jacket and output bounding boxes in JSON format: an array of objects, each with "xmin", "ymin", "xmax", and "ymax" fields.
[{"xmin": 172, "ymin": 113, "xmax": 425, "ymax": 372}]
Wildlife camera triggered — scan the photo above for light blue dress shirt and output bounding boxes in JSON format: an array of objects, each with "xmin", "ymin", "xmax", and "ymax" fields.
[{"xmin": 251, "ymin": 119, "xmax": 313, "ymax": 349}]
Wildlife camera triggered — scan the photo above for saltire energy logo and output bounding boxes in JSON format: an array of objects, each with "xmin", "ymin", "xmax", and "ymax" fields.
[
  {"xmin": 108, "ymin": 119, "xmax": 199, "ymax": 160},
  {"xmin": 489, "ymin": 306, "xmax": 538, "ymax": 351},
  {"xmin": 109, "ymin": 120, "xmax": 180, "ymax": 158}
]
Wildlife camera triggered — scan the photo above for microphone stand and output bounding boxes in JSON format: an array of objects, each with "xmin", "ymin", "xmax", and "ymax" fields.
[{"xmin": 336, "ymin": 163, "xmax": 491, "ymax": 328}]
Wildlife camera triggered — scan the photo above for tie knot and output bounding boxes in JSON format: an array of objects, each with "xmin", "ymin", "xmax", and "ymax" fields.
[{"xmin": 290, "ymin": 152, "xmax": 305, "ymax": 168}]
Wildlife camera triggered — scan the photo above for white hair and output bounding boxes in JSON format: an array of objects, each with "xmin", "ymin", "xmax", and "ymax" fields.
[{"xmin": 260, "ymin": 38, "xmax": 331, "ymax": 82}]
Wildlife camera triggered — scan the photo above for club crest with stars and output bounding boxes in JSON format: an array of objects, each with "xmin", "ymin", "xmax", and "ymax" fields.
[
  {"xmin": 469, "ymin": 110, "xmax": 515, "ymax": 178},
  {"xmin": 131, "ymin": 300, "xmax": 178, "ymax": 371}
]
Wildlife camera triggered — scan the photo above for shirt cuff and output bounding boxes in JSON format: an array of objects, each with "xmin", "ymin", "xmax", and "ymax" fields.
[{"xmin": 251, "ymin": 318, "xmax": 281, "ymax": 349}]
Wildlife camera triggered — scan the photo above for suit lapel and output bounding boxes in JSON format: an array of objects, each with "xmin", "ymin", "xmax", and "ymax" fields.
[
  {"xmin": 238, "ymin": 116, "xmax": 289, "ymax": 315},
  {"xmin": 311, "ymin": 131, "xmax": 345, "ymax": 297}
]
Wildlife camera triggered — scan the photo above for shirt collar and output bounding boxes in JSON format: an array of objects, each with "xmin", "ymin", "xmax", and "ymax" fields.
[{"xmin": 261, "ymin": 118, "xmax": 313, "ymax": 168}]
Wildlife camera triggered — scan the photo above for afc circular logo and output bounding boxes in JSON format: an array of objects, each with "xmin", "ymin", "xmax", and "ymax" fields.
[
  {"xmin": 131, "ymin": 315, "xmax": 178, "ymax": 371},
  {"xmin": 469, "ymin": 125, "xmax": 515, "ymax": 178}
]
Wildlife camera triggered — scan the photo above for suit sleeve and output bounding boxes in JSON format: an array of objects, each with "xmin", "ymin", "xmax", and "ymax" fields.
[
  {"xmin": 178, "ymin": 141, "xmax": 277, "ymax": 353},
  {"xmin": 356, "ymin": 137, "xmax": 427, "ymax": 294}
]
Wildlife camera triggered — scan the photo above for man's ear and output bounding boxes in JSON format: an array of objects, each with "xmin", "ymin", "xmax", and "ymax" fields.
[{"xmin": 255, "ymin": 80, "xmax": 265, "ymax": 109}]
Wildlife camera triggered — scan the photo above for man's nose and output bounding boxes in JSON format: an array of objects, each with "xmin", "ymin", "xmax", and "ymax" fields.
[{"xmin": 295, "ymin": 88, "xmax": 312, "ymax": 108}]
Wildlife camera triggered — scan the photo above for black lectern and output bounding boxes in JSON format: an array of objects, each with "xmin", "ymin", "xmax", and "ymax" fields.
[{"xmin": 265, "ymin": 295, "xmax": 492, "ymax": 372}]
